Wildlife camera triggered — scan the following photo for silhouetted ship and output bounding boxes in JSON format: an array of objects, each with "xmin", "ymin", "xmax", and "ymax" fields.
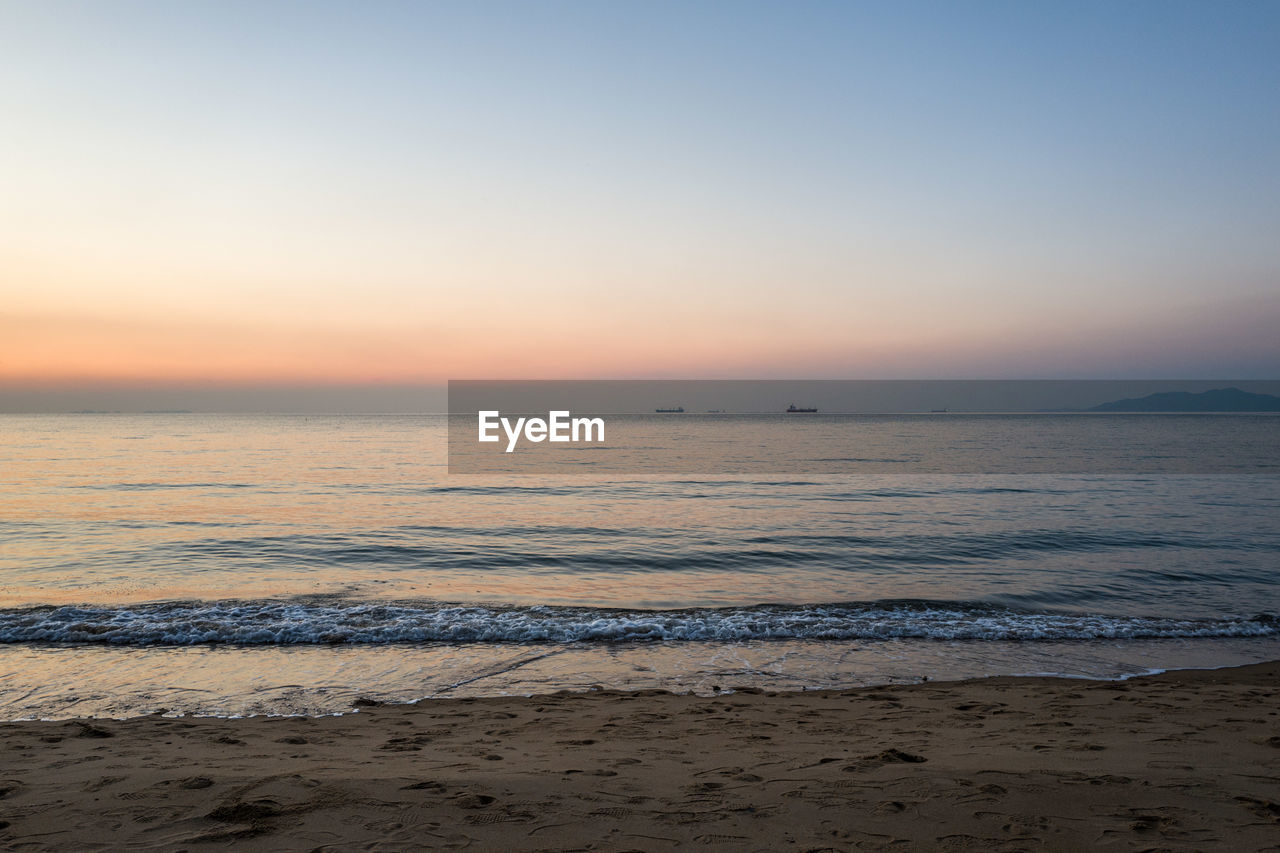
[
  {"xmin": 655, "ymin": 406, "xmax": 685, "ymax": 413},
  {"xmin": 786, "ymin": 404, "xmax": 818, "ymax": 413}
]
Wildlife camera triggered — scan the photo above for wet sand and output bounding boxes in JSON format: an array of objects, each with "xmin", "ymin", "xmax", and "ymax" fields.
[{"xmin": 3, "ymin": 662, "xmax": 1278, "ymax": 851}]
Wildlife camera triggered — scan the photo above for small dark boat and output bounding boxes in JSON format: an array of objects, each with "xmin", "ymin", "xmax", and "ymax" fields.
[{"xmin": 786, "ymin": 404, "xmax": 818, "ymax": 413}]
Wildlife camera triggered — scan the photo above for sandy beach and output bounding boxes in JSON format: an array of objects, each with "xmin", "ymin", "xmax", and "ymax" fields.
[{"xmin": 1, "ymin": 662, "xmax": 1276, "ymax": 851}]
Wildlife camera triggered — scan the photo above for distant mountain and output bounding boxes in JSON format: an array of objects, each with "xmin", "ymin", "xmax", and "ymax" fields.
[{"xmin": 1089, "ymin": 387, "xmax": 1280, "ymax": 412}]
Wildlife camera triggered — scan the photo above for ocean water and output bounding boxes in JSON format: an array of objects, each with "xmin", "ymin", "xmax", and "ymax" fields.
[{"xmin": 2, "ymin": 413, "xmax": 1278, "ymax": 719}]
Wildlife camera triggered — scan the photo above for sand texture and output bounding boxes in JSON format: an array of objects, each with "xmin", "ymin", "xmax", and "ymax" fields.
[{"xmin": 3, "ymin": 662, "xmax": 1279, "ymax": 851}]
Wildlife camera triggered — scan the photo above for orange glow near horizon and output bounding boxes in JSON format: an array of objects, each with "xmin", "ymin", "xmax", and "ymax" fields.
[
  {"xmin": 5, "ymin": 300, "xmax": 1278, "ymax": 388},
  {"xmin": 5, "ymin": 308, "xmax": 973, "ymax": 385}
]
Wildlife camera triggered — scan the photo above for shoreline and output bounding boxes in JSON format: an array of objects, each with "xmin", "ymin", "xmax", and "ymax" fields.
[
  {"xmin": 4, "ymin": 661, "xmax": 1279, "ymax": 850},
  {"xmin": 8, "ymin": 634, "xmax": 1279, "ymax": 722},
  {"xmin": 1, "ymin": 655, "xmax": 1271, "ymax": 724}
]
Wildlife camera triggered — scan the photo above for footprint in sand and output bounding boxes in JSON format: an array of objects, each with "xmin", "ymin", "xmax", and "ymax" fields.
[
  {"xmin": 843, "ymin": 748, "xmax": 927, "ymax": 771},
  {"xmin": 1236, "ymin": 797, "xmax": 1280, "ymax": 822},
  {"xmin": 207, "ymin": 798, "xmax": 283, "ymax": 822},
  {"xmin": 82, "ymin": 775, "xmax": 126, "ymax": 792},
  {"xmin": 451, "ymin": 793, "xmax": 496, "ymax": 809},
  {"xmin": 590, "ymin": 807, "xmax": 632, "ymax": 818}
]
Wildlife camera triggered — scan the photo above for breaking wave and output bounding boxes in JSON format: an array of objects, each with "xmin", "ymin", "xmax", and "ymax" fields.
[{"xmin": 0, "ymin": 600, "xmax": 1275, "ymax": 646}]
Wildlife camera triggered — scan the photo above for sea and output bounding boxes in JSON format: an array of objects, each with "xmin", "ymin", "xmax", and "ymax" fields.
[{"xmin": 2, "ymin": 413, "xmax": 1278, "ymax": 719}]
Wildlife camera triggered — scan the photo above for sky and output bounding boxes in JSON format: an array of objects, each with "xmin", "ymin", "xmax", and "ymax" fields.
[{"xmin": 2, "ymin": 1, "xmax": 1278, "ymax": 409}]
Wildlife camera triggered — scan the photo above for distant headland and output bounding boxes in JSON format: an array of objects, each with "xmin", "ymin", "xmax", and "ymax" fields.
[{"xmin": 1089, "ymin": 387, "xmax": 1280, "ymax": 412}]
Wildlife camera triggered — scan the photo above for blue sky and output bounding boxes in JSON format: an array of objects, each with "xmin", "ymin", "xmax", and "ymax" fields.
[{"xmin": 2, "ymin": 0, "xmax": 1278, "ymax": 397}]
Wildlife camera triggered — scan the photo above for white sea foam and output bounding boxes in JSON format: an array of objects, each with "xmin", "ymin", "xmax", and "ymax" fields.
[{"xmin": 0, "ymin": 600, "xmax": 1274, "ymax": 646}]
